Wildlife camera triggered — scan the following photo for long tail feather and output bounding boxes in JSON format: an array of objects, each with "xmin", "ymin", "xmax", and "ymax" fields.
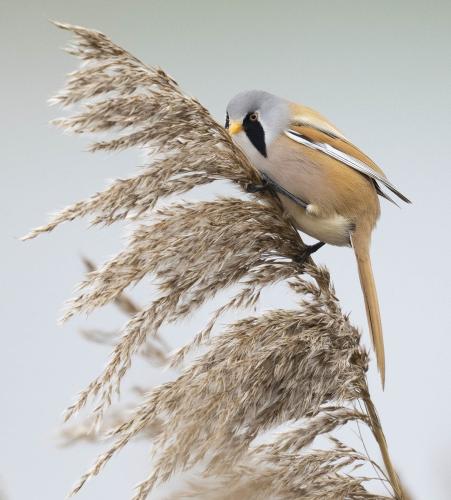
[{"xmin": 352, "ymin": 233, "xmax": 385, "ymax": 387}]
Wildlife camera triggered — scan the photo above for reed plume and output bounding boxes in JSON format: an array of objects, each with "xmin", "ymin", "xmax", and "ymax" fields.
[{"xmin": 26, "ymin": 21, "xmax": 408, "ymax": 499}]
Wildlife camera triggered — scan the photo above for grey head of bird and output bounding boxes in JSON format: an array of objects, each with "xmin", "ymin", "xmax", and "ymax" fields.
[{"xmin": 226, "ymin": 90, "xmax": 291, "ymax": 158}]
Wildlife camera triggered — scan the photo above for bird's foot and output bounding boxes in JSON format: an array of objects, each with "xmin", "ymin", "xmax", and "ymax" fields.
[
  {"xmin": 245, "ymin": 179, "xmax": 269, "ymax": 193},
  {"xmin": 246, "ymin": 172, "xmax": 309, "ymax": 209},
  {"xmin": 305, "ymin": 241, "xmax": 326, "ymax": 255},
  {"xmin": 296, "ymin": 241, "xmax": 326, "ymax": 265}
]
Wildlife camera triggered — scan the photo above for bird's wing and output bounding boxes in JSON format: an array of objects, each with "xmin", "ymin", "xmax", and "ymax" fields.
[
  {"xmin": 290, "ymin": 104, "xmax": 348, "ymax": 141},
  {"xmin": 287, "ymin": 106, "xmax": 411, "ymax": 204}
]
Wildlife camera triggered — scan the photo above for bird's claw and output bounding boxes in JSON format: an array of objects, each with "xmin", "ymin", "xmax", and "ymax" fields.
[
  {"xmin": 295, "ymin": 241, "xmax": 326, "ymax": 265},
  {"xmin": 245, "ymin": 179, "xmax": 269, "ymax": 193}
]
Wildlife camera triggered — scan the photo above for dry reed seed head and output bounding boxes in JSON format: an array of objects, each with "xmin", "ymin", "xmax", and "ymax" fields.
[
  {"xmin": 80, "ymin": 329, "xmax": 168, "ymax": 367},
  {"xmin": 59, "ymin": 404, "xmax": 163, "ymax": 448},
  {"xmin": 80, "ymin": 257, "xmax": 170, "ymax": 364},
  {"xmin": 23, "ymin": 22, "xmax": 258, "ymax": 241},
  {"xmin": 61, "ymin": 195, "xmax": 316, "ymax": 427},
  {"xmin": 30, "ymin": 22, "xmax": 404, "ymax": 500},
  {"xmin": 156, "ymin": 438, "xmax": 392, "ymax": 500},
  {"xmin": 63, "ymin": 199, "xmax": 303, "ymax": 320},
  {"xmin": 72, "ymin": 303, "xmax": 369, "ymax": 496}
]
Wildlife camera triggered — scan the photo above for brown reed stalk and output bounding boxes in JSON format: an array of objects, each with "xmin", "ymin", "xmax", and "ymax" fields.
[{"xmin": 26, "ymin": 21, "xmax": 408, "ymax": 499}]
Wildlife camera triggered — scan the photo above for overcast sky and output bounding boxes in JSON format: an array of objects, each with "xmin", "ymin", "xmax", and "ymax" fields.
[{"xmin": 1, "ymin": 1, "xmax": 451, "ymax": 499}]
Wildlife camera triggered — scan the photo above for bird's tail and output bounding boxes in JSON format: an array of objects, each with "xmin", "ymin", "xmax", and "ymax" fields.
[{"xmin": 352, "ymin": 232, "xmax": 385, "ymax": 388}]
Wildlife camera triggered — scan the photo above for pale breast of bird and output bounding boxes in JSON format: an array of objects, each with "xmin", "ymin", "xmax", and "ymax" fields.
[{"xmin": 234, "ymin": 130, "xmax": 355, "ymax": 247}]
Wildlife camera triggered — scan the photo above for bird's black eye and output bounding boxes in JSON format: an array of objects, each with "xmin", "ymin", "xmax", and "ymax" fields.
[
  {"xmin": 249, "ymin": 112, "xmax": 258, "ymax": 122},
  {"xmin": 225, "ymin": 112, "xmax": 230, "ymax": 129}
]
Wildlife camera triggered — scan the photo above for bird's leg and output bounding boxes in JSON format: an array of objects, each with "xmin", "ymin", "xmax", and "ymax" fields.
[
  {"xmin": 295, "ymin": 241, "xmax": 326, "ymax": 265},
  {"xmin": 304, "ymin": 241, "xmax": 326, "ymax": 255},
  {"xmin": 246, "ymin": 172, "xmax": 309, "ymax": 209},
  {"xmin": 245, "ymin": 178, "xmax": 269, "ymax": 193}
]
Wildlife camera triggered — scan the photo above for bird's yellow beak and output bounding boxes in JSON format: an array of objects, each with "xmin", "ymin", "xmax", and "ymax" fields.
[{"xmin": 228, "ymin": 120, "xmax": 243, "ymax": 136}]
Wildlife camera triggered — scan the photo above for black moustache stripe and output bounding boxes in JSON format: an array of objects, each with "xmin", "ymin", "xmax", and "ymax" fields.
[{"xmin": 243, "ymin": 113, "xmax": 267, "ymax": 157}]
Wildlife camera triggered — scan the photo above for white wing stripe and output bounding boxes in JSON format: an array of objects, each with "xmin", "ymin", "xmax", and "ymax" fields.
[{"xmin": 285, "ymin": 129, "xmax": 410, "ymax": 203}]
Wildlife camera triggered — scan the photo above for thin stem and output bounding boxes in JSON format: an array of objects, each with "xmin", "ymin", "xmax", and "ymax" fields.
[{"xmin": 362, "ymin": 388, "xmax": 405, "ymax": 499}]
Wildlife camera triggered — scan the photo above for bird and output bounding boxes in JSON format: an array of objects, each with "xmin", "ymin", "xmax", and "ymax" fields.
[{"xmin": 226, "ymin": 90, "xmax": 410, "ymax": 387}]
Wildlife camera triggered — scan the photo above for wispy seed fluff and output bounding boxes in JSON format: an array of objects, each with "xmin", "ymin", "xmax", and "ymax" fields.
[{"xmin": 26, "ymin": 22, "xmax": 408, "ymax": 500}]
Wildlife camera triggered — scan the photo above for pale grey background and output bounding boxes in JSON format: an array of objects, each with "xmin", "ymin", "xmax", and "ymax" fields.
[{"xmin": 1, "ymin": 1, "xmax": 450, "ymax": 499}]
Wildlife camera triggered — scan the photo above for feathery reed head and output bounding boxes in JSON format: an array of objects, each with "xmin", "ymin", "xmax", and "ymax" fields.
[{"xmin": 28, "ymin": 21, "xmax": 407, "ymax": 500}]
